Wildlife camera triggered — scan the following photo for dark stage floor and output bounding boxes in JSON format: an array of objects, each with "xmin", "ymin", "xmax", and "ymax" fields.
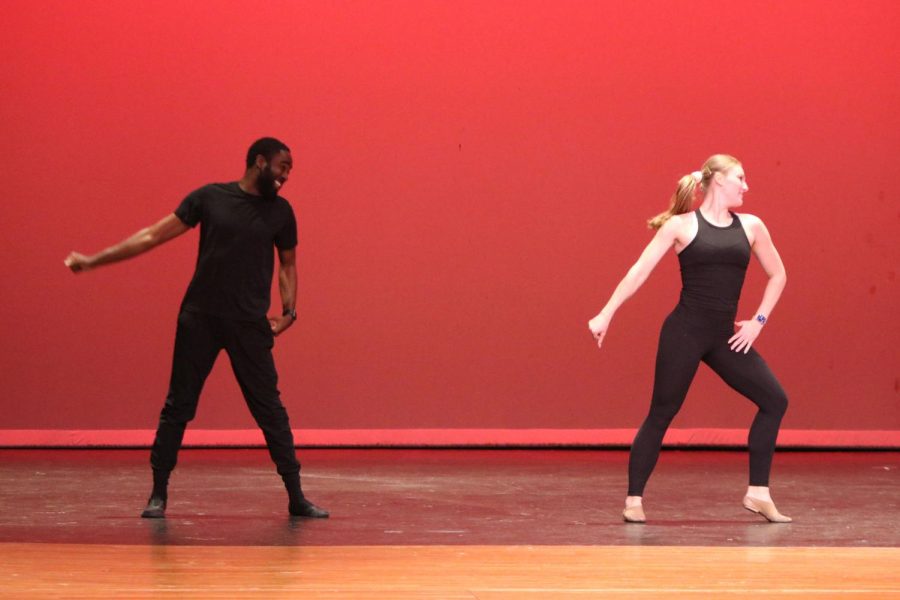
[{"xmin": 0, "ymin": 449, "xmax": 896, "ymax": 548}]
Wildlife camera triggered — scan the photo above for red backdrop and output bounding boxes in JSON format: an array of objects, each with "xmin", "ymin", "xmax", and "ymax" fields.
[{"xmin": 2, "ymin": 1, "xmax": 897, "ymax": 446}]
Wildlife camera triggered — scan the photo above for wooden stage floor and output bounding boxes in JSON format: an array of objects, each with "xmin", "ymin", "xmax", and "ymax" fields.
[{"xmin": 1, "ymin": 449, "xmax": 898, "ymax": 598}]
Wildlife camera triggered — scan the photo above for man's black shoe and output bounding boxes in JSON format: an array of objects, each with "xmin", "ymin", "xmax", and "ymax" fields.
[
  {"xmin": 289, "ymin": 498, "xmax": 329, "ymax": 518},
  {"xmin": 141, "ymin": 496, "xmax": 167, "ymax": 519}
]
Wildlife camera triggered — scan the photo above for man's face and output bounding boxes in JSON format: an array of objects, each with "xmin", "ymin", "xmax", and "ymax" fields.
[{"xmin": 257, "ymin": 150, "xmax": 293, "ymax": 199}]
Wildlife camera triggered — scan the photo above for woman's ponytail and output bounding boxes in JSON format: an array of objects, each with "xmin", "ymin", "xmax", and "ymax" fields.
[
  {"xmin": 647, "ymin": 155, "xmax": 739, "ymax": 229},
  {"xmin": 647, "ymin": 173, "xmax": 699, "ymax": 229}
]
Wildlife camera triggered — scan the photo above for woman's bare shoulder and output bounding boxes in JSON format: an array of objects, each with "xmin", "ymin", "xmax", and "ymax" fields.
[
  {"xmin": 663, "ymin": 211, "xmax": 698, "ymax": 249},
  {"xmin": 736, "ymin": 212, "xmax": 763, "ymax": 226},
  {"xmin": 668, "ymin": 211, "xmax": 696, "ymax": 226},
  {"xmin": 667, "ymin": 211, "xmax": 698, "ymax": 233}
]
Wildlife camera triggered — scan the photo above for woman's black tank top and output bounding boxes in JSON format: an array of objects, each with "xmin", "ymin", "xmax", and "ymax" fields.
[{"xmin": 677, "ymin": 209, "xmax": 751, "ymax": 316}]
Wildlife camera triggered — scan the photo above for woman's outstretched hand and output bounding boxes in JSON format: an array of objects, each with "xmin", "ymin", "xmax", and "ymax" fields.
[
  {"xmin": 588, "ymin": 312, "xmax": 611, "ymax": 349},
  {"xmin": 729, "ymin": 319, "xmax": 763, "ymax": 353},
  {"xmin": 64, "ymin": 252, "xmax": 92, "ymax": 273}
]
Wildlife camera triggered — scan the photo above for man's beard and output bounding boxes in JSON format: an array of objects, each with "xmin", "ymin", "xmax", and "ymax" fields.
[{"xmin": 257, "ymin": 166, "xmax": 279, "ymax": 200}]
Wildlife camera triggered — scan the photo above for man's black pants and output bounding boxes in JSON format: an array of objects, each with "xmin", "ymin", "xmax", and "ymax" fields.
[{"xmin": 150, "ymin": 310, "xmax": 301, "ymax": 477}]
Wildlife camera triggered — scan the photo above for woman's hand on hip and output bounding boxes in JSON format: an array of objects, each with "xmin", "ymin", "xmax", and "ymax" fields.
[{"xmin": 729, "ymin": 319, "xmax": 763, "ymax": 353}]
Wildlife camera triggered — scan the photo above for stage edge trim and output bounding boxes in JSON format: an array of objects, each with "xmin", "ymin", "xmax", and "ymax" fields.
[{"xmin": 0, "ymin": 429, "xmax": 897, "ymax": 448}]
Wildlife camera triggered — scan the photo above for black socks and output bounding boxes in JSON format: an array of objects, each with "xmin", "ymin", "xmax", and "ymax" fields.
[
  {"xmin": 281, "ymin": 472, "xmax": 304, "ymax": 504},
  {"xmin": 151, "ymin": 468, "xmax": 170, "ymax": 501}
]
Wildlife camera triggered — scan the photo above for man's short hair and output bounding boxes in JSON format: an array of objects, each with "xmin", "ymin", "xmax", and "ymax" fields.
[{"xmin": 246, "ymin": 137, "xmax": 290, "ymax": 168}]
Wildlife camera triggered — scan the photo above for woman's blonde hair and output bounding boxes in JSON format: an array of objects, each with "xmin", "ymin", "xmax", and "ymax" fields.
[{"xmin": 647, "ymin": 154, "xmax": 741, "ymax": 229}]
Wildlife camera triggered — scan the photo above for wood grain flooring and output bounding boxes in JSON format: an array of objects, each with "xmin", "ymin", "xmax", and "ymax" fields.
[{"xmin": 2, "ymin": 543, "xmax": 898, "ymax": 598}]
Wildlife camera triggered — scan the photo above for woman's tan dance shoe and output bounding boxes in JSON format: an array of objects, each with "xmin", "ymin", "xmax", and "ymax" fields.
[
  {"xmin": 742, "ymin": 496, "xmax": 792, "ymax": 523},
  {"xmin": 623, "ymin": 504, "xmax": 646, "ymax": 523}
]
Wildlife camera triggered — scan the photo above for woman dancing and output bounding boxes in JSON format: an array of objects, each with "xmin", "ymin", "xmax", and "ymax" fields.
[{"xmin": 588, "ymin": 154, "xmax": 791, "ymax": 523}]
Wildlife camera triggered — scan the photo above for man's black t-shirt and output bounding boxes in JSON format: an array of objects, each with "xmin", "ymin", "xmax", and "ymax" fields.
[{"xmin": 175, "ymin": 182, "xmax": 297, "ymax": 320}]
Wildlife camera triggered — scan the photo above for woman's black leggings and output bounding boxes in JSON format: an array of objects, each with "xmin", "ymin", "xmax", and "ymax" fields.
[{"xmin": 627, "ymin": 304, "xmax": 788, "ymax": 497}]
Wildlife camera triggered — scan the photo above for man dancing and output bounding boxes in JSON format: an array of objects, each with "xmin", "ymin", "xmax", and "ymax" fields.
[{"xmin": 65, "ymin": 137, "xmax": 328, "ymax": 519}]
